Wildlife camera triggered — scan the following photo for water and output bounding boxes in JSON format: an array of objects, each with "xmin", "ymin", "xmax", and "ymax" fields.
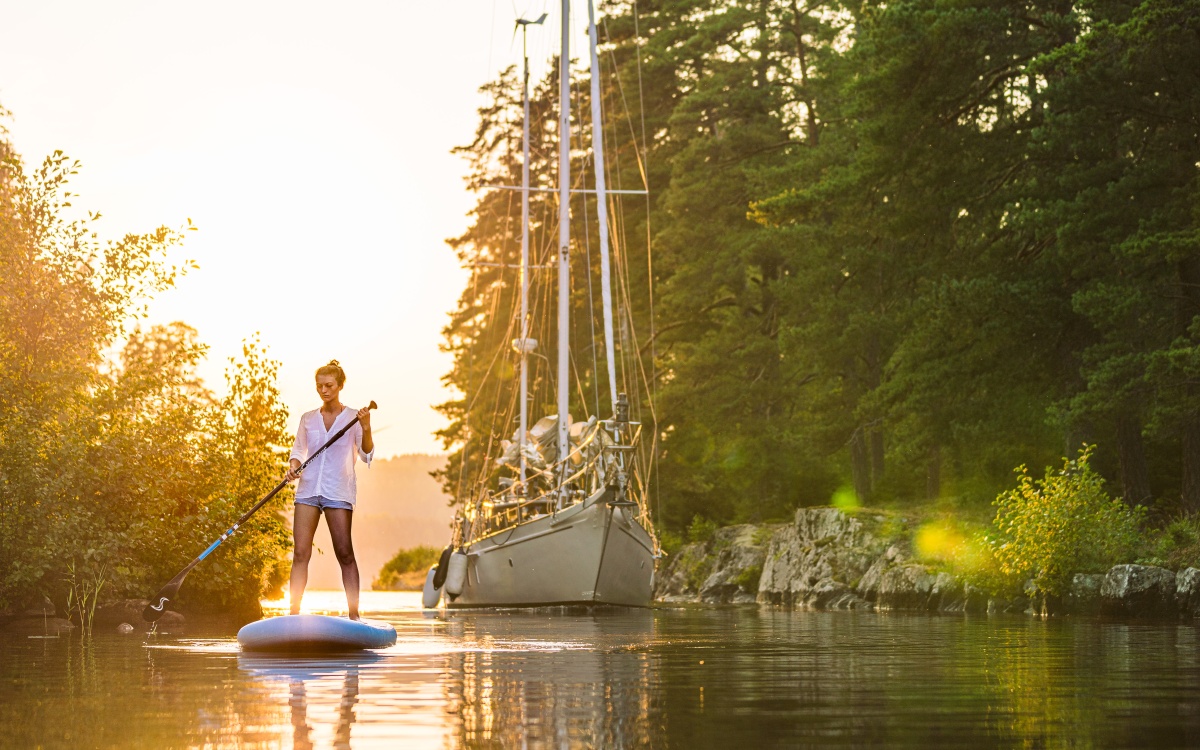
[{"xmin": 3, "ymin": 591, "xmax": 1200, "ymax": 749}]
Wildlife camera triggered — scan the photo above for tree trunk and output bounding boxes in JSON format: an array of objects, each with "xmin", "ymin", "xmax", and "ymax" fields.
[
  {"xmin": 869, "ymin": 428, "xmax": 885, "ymax": 493},
  {"xmin": 1115, "ymin": 414, "xmax": 1151, "ymax": 507},
  {"xmin": 926, "ymin": 444, "xmax": 941, "ymax": 501},
  {"xmin": 1183, "ymin": 421, "xmax": 1200, "ymax": 513},
  {"xmin": 1178, "ymin": 258, "xmax": 1200, "ymax": 513},
  {"xmin": 850, "ymin": 429, "xmax": 871, "ymax": 504}
]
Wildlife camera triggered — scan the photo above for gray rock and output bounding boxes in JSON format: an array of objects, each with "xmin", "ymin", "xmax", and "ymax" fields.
[
  {"xmin": 1101, "ymin": 564, "xmax": 1177, "ymax": 617},
  {"xmin": 1175, "ymin": 568, "xmax": 1200, "ymax": 617},
  {"xmin": 20, "ymin": 594, "xmax": 55, "ymax": 618},
  {"xmin": 987, "ymin": 596, "xmax": 1027, "ymax": 614},
  {"xmin": 855, "ymin": 545, "xmax": 906, "ymax": 603},
  {"xmin": 698, "ymin": 525, "xmax": 772, "ymax": 604},
  {"xmin": 94, "ymin": 599, "xmax": 186, "ymax": 632},
  {"xmin": 153, "ymin": 611, "xmax": 187, "ymax": 633},
  {"xmin": 961, "ymin": 583, "xmax": 990, "ymax": 613},
  {"xmin": 929, "ymin": 572, "xmax": 964, "ymax": 611},
  {"xmin": 653, "ymin": 542, "xmax": 707, "ymax": 602},
  {"xmin": 876, "ymin": 564, "xmax": 938, "ymax": 611},
  {"xmin": 656, "ymin": 525, "xmax": 774, "ymax": 604},
  {"xmin": 758, "ymin": 508, "xmax": 894, "ymax": 608},
  {"xmin": 95, "ymin": 599, "xmax": 153, "ymax": 627},
  {"xmin": 1065, "ymin": 574, "xmax": 1105, "ymax": 615}
]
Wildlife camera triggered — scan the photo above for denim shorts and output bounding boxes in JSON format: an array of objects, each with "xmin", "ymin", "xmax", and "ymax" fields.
[{"xmin": 295, "ymin": 495, "xmax": 354, "ymax": 512}]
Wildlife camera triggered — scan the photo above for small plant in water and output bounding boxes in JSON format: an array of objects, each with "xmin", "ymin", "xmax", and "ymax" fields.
[
  {"xmin": 64, "ymin": 559, "xmax": 108, "ymax": 636},
  {"xmin": 986, "ymin": 445, "xmax": 1143, "ymax": 599}
]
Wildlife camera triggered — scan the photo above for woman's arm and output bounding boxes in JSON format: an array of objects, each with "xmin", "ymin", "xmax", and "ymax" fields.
[
  {"xmin": 357, "ymin": 405, "xmax": 374, "ymax": 456},
  {"xmin": 285, "ymin": 415, "xmax": 307, "ymax": 481}
]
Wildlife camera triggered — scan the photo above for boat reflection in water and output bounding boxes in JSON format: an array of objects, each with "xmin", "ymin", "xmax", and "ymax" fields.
[{"xmin": 444, "ymin": 608, "xmax": 657, "ymax": 747}]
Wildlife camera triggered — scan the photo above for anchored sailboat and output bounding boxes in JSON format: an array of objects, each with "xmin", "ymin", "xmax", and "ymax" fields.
[{"xmin": 430, "ymin": 0, "xmax": 658, "ymax": 609}]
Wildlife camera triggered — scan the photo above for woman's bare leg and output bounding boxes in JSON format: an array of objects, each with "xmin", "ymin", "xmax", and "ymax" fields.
[
  {"xmin": 290, "ymin": 504, "xmax": 322, "ymax": 615},
  {"xmin": 324, "ymin": 508, "xmax": 359, "ymax": 619}
]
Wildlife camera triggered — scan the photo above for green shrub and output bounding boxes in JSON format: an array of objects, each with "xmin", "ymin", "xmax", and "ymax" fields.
[
  {"xmin": 687, "ymin": 516, "xmax": 719, "ymax": 544},
  {"xmin": 986, "ymin": 445, "xmax": 1143, "ymax": 598},
  {"xmin": 1150, "ymin": 516, "xmax": 1200, "ymax": 570},
  {"xmin": 374, "ymin": 545, "xmax": 440, "ymax": 590},
  {"xmin": 733, "ymin": 563, "xmax": 763, "ymax": 591},
  {"xmin": 659, "ymin": 530, "xmax": 685, "ymax": 557}
]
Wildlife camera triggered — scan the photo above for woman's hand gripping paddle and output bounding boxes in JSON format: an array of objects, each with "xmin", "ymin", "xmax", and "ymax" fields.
[{"xmin": 142, "ymin": 401, "xmax": 377, "ymax": 622}]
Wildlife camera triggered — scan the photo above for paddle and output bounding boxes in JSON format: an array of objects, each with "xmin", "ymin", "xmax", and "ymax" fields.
[{"xmin": 142, "ymin": 401, "xmax": 377, "ymax": 622}]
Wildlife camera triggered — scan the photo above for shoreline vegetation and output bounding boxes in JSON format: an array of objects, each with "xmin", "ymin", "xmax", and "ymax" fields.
[
  {"xmin": 656, "ymin": 449, "xmax": 1200, "ymax": 619},
  {"xmin": 0, "ymin": 121, "xmax": 292, "ymax": 627},
  {"xmin": 372, "ymin": 545, "xmax": 440, "ymax": 591}
]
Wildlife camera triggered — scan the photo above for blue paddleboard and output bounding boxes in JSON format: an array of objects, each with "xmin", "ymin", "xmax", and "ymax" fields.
[{"xmin": 237, "ymin": 614, "xmax": 396, "ymax": 652}]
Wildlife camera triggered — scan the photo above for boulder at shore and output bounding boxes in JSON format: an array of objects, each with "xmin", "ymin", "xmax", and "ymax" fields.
[{"xmin": 655, "ymin": 507, "xmax": 1200, "ymax": 621}]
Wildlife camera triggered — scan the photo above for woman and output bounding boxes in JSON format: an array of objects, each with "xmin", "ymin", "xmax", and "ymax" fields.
[{"xmin": 284, "ymin": 360, "xmax": 374, "ymax": 620}]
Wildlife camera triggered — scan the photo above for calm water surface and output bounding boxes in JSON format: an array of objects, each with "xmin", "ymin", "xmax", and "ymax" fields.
[{"xmin": 2, "ymin": 591, "xmax": 1199, "ymax": 748}]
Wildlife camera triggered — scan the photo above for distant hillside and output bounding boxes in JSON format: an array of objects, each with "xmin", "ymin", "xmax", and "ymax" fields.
[{"xmin": 304, "ymin": 454, "xmax": 453, "ymax": 590}]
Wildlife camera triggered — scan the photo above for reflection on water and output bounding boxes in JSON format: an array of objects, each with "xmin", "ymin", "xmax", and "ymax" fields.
[{"xmin": 3, "ymin": 591, "xmax": 1200, "ymax": 748}]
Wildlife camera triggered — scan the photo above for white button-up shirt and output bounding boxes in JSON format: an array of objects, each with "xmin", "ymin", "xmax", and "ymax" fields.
[{"xmin": 290, "ymin": 406, "xmax": 374, "ymax": 506}]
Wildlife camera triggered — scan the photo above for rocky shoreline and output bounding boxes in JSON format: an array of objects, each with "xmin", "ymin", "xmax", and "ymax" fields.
[{"xmin": 654, "ymin": 507, "xmax": 1200, "ymax": 619}]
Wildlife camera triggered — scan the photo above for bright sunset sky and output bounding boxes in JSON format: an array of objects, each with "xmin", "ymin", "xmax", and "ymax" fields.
[{"xmin": 1, "ymin": 1, "xmax": 597, "ymax": 457}]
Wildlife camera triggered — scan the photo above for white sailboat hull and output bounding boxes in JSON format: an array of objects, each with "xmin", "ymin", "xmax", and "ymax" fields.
[{"xmin": 449, "ymin": 489, "xmax": 655, "ymax": 608}]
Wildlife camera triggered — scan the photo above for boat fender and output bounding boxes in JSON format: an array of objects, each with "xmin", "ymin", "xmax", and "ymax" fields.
[
  {"xmin": 422, "ymin": 566, "xmax": 442, "ymax": 609},
  {"xmin": 432, "ymin": 546, "xmax": 453, "ymax": 589},
  {"xmin": 444, "ymin": 551, "xmax": 469, "ymax": 598}
]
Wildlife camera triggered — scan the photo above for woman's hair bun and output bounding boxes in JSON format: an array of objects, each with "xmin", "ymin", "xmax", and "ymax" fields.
[{"xmin": 316, "ymin": 359, "xmax": 346, "ymax": 386}]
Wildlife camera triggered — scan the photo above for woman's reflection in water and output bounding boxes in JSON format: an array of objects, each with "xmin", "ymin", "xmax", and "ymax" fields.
[
  {"xmin": 289, "ymin": 678, "xmax": 312, "ymax": 750},
  {"xmin": 242, "ymin": 655, "xmax": 365, "ymax": 750},
  {"xmin": 287, "ymin": 668, "xmax": 360, "ymax": 750}
]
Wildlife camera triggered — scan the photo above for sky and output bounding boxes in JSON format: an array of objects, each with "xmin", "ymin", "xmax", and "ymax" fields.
[{"xmin": 0, "ymin": 0, "xmax": 597, "ymax": 457}]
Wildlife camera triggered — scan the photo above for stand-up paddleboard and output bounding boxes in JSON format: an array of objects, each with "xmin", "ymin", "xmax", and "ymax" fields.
[{"xmin": 237, "ymin": 615, "xmax": 396, "ymax": 652}]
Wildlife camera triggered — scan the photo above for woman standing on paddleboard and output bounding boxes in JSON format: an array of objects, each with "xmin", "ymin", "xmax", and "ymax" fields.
[{"xmin": 283, "ymin": 360, "xmax": 374, "ymax": 620}]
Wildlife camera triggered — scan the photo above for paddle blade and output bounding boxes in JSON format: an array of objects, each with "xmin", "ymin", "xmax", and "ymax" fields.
[{"xmin": 142, "ymin": 568, "xmax": 190, "ymax": 622}]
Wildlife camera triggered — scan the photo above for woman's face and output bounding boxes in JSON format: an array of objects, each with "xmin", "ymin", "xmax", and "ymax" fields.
[{"xmin": 316, "ymin": 374, "xmax": 342, "ymax": 404}]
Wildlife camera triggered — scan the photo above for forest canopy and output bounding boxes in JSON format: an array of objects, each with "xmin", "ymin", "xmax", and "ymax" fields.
[
  {"xmin": 0, "ymin": 124, "xmax": 292, "ymax": 615},
  {"xmin": 438, "ymin": 0, "xmax": 1200, "ymax": 532}
]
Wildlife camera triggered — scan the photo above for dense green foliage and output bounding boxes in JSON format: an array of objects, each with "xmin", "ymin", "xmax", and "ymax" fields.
[
  {"xmin": 0, "ymin": 134, "xmax": 292, "ymax": 616},
  {"xmin": 373, "ymin": 545, "xmax": 440, "ymax": 590},
  {"xmin": 985, "ymin": 447, "xmax": 1144, "ymax": 596},
  {"xmin": 442, "ymin": 0, "xmax": 1200, "ymax": 532}
]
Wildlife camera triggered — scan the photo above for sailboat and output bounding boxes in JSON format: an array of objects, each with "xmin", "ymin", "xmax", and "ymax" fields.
[{"xmin": 431, "ymin": 0, "xmax": 659, "ymax": 608}]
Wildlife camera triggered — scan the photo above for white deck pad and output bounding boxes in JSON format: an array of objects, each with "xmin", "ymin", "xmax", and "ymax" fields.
[{"xmin": 237, "ymin": 614, "xmax": 397, "ymax": 652}]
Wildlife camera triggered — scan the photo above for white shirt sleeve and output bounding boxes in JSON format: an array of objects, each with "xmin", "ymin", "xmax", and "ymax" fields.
[
  {"xmin": 355, "ymin": 421, "xmax": 374, "ymax": 466},
  {"xmin": 289, "ymin": 414, "xmax": 308, "ymax": 464}
]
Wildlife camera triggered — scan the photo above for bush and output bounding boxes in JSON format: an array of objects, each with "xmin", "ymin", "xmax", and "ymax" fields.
[
  {"xmin": 1150, "ymin": 516, "xmax": 1200, "ymax": 570},
  {"xmin": 985, "ymin": 445, "xmax": 1144, "ymax": 598},
  {"xmin": 0, "ymin": 143, "xmax": 292, "ymax": 616},
  {"xmin": 687, "ymin": 516, "xmax": 719, "ymax": 545},
  {"xmin": 374, "ymin": 545, "xmax": 440, "ymax": 590}
]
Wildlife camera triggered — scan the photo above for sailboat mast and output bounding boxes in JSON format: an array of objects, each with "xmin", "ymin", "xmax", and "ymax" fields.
[
  {"xmin": 586, "ymin": 0, "xmax": 618, "ymax": 412},
  {"xmin": 518, "ymin": 19, "xmax": 533, "ymax": 487},
  {"xmin": 556, "ymin": 0, "xmax": 571, "ymax": 491}
]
